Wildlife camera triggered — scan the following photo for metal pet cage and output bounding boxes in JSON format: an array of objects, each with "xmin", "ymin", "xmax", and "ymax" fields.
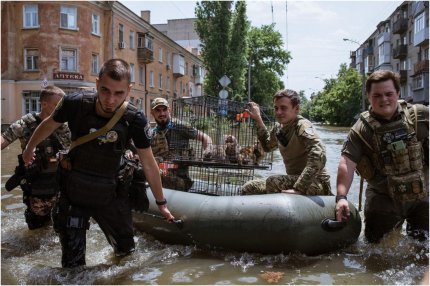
[{"xmin": 159, "ymin": 96, "xmax": 274, "ymax": 196}]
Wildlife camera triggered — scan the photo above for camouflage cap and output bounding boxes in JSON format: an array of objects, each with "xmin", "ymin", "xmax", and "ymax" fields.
[{"xmin": 151, "ymin": 98, "xmax": 169, "ymax": 109}]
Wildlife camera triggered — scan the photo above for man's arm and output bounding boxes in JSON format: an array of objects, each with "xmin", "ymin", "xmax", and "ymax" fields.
[
  {"xmin": 22, "ymin": 115, "xmax": 62, "ymax": 165},
  {"xmin": 335, "ymin": 155, "xmax": 357, "ymax": 221},
  {"xmin": 135, "ymin": 146, "xmax": 174, "ymax": 221},
  {"xmin": 245, "ymin": 102, "xmax": 265, "ymax": 129},
  {"xmin": 1, "ymin": 136, "xmax": 10, "ymax": 150}
]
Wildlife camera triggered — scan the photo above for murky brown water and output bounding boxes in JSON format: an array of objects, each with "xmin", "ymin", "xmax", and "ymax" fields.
[{"xmin": 1, "ymin": 125, "xmax": 428, "ymax": 284}]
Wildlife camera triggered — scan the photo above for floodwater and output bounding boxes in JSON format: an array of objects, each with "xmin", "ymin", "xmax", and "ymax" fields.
[{"xmin": 1, "ymin": 125, "xmax": 428, "ymax": 285}]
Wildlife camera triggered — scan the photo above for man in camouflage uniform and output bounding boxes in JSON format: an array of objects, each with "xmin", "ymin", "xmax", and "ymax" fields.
[
  {"xmin": 241, "ymin": 89, "xmax": 331, "ymax": 196},
  {"xmin": 336, "ymin": 70, "xmax": 428, "ymax": 243},
  {"xmin": 1, "ymin": 86, "xmax": 71, "ymax": 229},
  {"xmin": 150, "ymin": 97, "xmax": 212, "ymax": 191}
]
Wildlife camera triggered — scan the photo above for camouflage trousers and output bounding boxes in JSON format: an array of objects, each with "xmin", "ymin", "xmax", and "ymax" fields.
[
  {"xmin": 241, "ymin": 174, "xmax": 331, "ymax": 196},
  {"xmin": 29, "ymin": 196, "xmax": 57, "ymax": 216}
]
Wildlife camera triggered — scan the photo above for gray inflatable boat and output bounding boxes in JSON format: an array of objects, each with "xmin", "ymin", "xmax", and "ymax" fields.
[{"xmin": 133, "ymin": 188, "xmax": 362, "ymax": 255}]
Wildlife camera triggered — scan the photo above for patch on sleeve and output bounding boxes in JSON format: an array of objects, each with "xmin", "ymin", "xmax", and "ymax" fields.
[
  {"xmin": 304, "ymin": 127, "xmax": 315, "ymax": 136},
  {"xmin": 144, "ymin": 123, "xmax": 153, "ymax": 140}
]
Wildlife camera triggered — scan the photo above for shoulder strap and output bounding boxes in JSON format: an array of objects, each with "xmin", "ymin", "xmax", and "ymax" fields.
[{"xmin": 69, "ymin": 101, "xmax": 129, "ymax": 150}]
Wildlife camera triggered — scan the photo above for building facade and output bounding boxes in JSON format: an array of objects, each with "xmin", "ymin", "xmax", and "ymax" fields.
[
  {"xmin": 349, "ymin": 1, "xmax": 428, "ymax": 105},
  {"xmin": 1, "ymin": 1, "xmax": 205, "ymax": 124},
  {"xmin": 153, "ymin": 18, "xmax": 202, "ymax": 56}
]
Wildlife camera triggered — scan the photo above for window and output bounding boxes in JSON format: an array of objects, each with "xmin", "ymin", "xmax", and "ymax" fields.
[
  {"xmin": 119, "ymin": 24, "xmax": 124, "ymax": 42},
  {"xmin": 167, "ymin": 52, "xmax": 171, "ymax": 66},
  {"xmin": 139, "ymin": 66, "xmax": 145, "ymax": 84},
  {"xmin": 413, "ymin": 74, "xmax": 424, "ymax": 89},
  {"xmin": 158, "ymin": 48, "xmax": 163, "ymax": 62},
  {"xmin": 91, "ymin": 14, "xmax": 100, "ymax": 35},
  {"xmin": 378, "ymin": 44, "xmax": 384, "ymax": 65},
  {"xmin": 185, "ymin": 62, "xmax": 188, "ymax": 75},
  {"xmin": 91, "ymin": 54, "xmax": 99, "ymax": 74},
  {"xmin": 150, "ymin": 71, "xmax": 154, "ymax": 87},
  {"xmin": 145, "ymin": 36, "xmax": 153, "ymax": 50},
  {"xmin": 129, "ymin": 31, "xmax": 135, "ymax": 49},
  {"xmin": 166, "ymin": 76, "xmax": 170, "ymax": 91},
  {"xmin": 60, "ymin": 6, "xmax": 77, "ymax": 29},
  {"xmin": 61, "ymin": 48, "xmax": 77, "ymax": 71},
  {"xmin": 130, "ymin": 63, "xmax": 135, "ymax": 82},
  {"xmin": 414, "ymin": 12, "xmax": 425, "ymax": 34},
  {"xmin": 158, "ymin": 73, "xmax": 163, "ymax": 89},
  {"xmin": 23, "ymin": 4, "xmax": 38, "ymax": 28},
  {"xmin": 23, "ymin": 91, "xmax": 41, "ymax": 114},
  {"xmin": 24, "ymin": 48, "xmax": 39, "ymax": 70}
]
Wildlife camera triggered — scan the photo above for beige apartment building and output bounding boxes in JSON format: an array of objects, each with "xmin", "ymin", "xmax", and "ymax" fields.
[
  {"xmin": 1, "ymin": 1, "xmax": 205, "ymax": 124},
  {"xmin": 349, "ymin": 1, "xmax": 429, "ymax": 105}
]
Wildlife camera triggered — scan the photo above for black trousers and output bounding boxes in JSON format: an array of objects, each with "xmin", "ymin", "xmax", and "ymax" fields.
[{"xmin": 54, "ymin": 187, "xmax": 135, "ymax": 268}]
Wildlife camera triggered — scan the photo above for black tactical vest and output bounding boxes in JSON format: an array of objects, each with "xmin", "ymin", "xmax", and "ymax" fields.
[{"xmin": 68, "ymin": 93, "xmax": 137, "ymax": 179}]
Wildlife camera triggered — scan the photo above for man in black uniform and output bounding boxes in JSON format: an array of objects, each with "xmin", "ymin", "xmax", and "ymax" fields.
[{"xmin": 23, "ymin": 58, "xmax": 175, "ymax": 268}]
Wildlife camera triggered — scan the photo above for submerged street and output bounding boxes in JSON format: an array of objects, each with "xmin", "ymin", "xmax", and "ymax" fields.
[{"xmin": 1, "ymin": 125, "xmax": 428, "ymax": 285}]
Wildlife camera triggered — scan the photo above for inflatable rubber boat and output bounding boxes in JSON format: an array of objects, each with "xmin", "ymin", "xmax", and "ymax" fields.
[{"xmin": 132, "ymin": 188, "xmax": 362, "ymax": 255}]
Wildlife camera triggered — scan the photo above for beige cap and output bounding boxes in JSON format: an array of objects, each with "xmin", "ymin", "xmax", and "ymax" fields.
[{"xmin": 151, "ymin": 97, "xmax": 169, "ymax": 109}]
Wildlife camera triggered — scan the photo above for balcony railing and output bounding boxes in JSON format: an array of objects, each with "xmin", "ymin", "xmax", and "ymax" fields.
[
  {"xmin": 363, "ymin": 46, "xmax": 373, "ymax": 56},
  {"xmin": 137, "ymin": 47, "xmax": 154, "ymax": 63},
  {"xmin": 414, "ymin": 59, "xmax": 429, "ymax": 75},
  {"xmin": 393, "ymin": 18, "xmax": 408, "ymax": 34},
  {"xmin": 393, "ymin": 44, "xmax": 408, "ymax": 59}
]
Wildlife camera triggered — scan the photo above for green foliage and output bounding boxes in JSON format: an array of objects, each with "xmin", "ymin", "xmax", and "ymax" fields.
[
  {"xmin": 308, "ymin": 64, "xmax": 362, "ymax": 126},
  {"xmin": 247, "ymin": 24, "xmax": 291, "ymax": 107},
  {"xmin": 195, "ymin": 1, "xmax": 248, "ymax": 98},
  {"xmin": 298, "ymin": 90, "xmax": 311, "ymax": 118}
]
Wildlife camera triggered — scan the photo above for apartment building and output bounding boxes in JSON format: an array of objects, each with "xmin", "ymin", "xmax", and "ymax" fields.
[
  {"xmin": 153, "ymin": 18, "xmax": 202, "ymax": 56},
  {"xmin": 349, "ymin": 1, "xmax": 428, "ymax": 104},
  {"xmin": 1, "ymin": 1, "xmax": 205, "ymax": 124}
]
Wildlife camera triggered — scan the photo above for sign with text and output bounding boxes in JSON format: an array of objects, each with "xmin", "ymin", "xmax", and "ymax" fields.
[{"xmin": 53, "ymin": 72, "xmax": 84, "ymax": 80}]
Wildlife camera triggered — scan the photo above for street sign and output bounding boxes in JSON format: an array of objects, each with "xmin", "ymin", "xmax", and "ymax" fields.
[
  {"xmin": 218, "ymin": 75, "xmax": 231, "ymax": 88},
  {"xmin": 41, "ymin": 78, "xmax": 48, "ymax": 88},
  {"xmin": 218, "ymin": 89, "xmax": 228, "ymax": 99}
]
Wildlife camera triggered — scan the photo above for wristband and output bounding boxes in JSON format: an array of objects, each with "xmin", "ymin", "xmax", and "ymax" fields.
[
  {"xmin": 156, "ymin": 198, "xmax": 167, "ymax": 205},
  {"xmin": 335, "ymin": 195, "xmax": 347, "ymax": 203}
]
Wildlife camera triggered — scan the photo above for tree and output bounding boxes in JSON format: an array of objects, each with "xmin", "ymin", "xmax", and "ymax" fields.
[
  {"xmin": 227, "ymin": 1, "xmax": 249, "ymax": 100},
  {"xmin": 308, "ymin": 64, "xmax": 362, "ymax": 126},
  {"xmin": 195, "ymin": 1, "xmax": 248, "ymax": 99},
  {"xmin": 247, "ymin": 24, "xmax": 291, "ymax": 107}
]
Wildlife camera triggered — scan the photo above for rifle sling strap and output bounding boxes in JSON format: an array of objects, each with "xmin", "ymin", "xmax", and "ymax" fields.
[{"xmin": 69, "ymin": 101, "xmax": 128, "ymax": 151}]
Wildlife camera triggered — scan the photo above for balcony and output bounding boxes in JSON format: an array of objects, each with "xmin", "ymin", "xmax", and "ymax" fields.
[
  {"xmin": 349, "ymin": 51, "xmax": 356, "ymax": 59},
  {"xmin": 414, "ymin": 27, "xmax": 429, "ymax": 46},
  {"xmin": 414, "ymin": 59, "xmax": 429, "ymax": 75},
  {"xmin": 137, "ymin": 47, "xmax": 154, "ymax": 63},
  {"xmin": 363, "ymin": 46, "xmax": 373, "ymax": 56},
  {"xmin": 173, "ymin": 53, "xmax": 185, "ymax": 77},
  {"xmin": 399, "ymin": 70, "xmax": 408, "ymax": 83},
  {"xmin": 393, "ymin": 44, "xmax": 408, "ymax": 59},
  {"xmin": 393, "ymin": 18, "xmax": 408, "ymax": 34}
]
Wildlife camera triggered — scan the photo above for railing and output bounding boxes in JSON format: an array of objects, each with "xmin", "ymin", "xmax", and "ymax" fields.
[
  {"xmin": 393, "ymin": 44, "xmax": 408, "ymax": 59},
  {"xmin": 414, "ymin": 59, "xmax": 429, "ymax": 74},
  {"xmin": 393, "ymin": 18, "xmax": 408, "ymax": 34},
  {"xmin": 137, "ymin": 47, "xmax": 154, "ymax": 63}
]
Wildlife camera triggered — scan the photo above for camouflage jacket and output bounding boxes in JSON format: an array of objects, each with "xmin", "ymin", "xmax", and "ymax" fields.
[
  {"xmin": 256, "ymin": 115, "xmax": 329, "ymax": 192},
  {"xmin": 2, "ymin": 113, "xmax": 71, "ymax": 151}
]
